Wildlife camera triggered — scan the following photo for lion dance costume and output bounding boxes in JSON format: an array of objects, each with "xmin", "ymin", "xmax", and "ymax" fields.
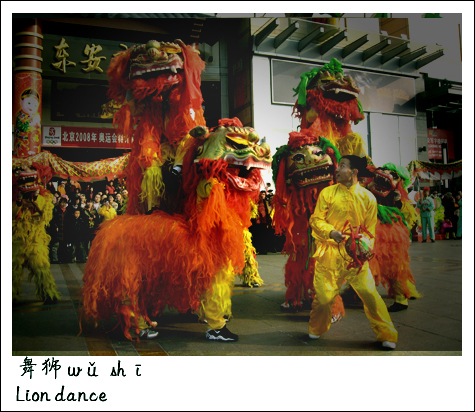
[
  {"xmin": 80, "ymin": 119, "xmax": 272, "ymax": 340},
  {"xmin": 272, "ymin": 129, "xmax": 344, "ymax": 316},
  {"xmin": 365, "ymin": 163, "xmax": 422, "ymax": 311},
  {"xmin": 273, "ymin": 58, "xmax": 369, "ymax": 315},
  {"xmin": 292, "ymin": 58, "xmax": 367, "ymax": 158},
  {"xmin": 106, "ymin": 39, "xmax": 262, "ymax": 289},
  {"xmin": 12, "ymin": 164, "xmax": 60, "ymax": 302},
  {"xmin": 106, "ymin": 39, "xmax": 206, "ymax": 215}
]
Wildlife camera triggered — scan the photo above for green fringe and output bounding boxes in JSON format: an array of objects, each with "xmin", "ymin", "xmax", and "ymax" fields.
[{"xmin": 377, "ymin": 204, "xmax": 409, "ymax": 230}]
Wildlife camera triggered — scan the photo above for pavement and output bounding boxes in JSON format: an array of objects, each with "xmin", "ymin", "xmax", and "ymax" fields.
[{"xmin": 11, "ymin": 238, "xmax": 463, "ymax": 356}]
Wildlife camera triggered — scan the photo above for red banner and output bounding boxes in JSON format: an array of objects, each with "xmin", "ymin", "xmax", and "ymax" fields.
[
  {"xmin": 42, "ymin": 126, "xmax": 132, "ymax": 149},
  {"xmin": 427, "ymin": 128, "xmax": 454, "ymax": 160}
]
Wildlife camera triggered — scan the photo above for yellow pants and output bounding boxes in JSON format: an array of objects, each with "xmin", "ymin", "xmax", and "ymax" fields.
[
  {"xmin": 199, "ymin": 263, "xmax": 235, "ymax": 330},
  {"xmin": 309, "ymin": 261, "xmax": 398, "ymax": 343}
]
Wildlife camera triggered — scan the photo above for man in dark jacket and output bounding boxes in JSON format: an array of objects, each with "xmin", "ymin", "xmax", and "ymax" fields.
[
  {"xmin": 66, "ymin": 209, "xmax": 88, "ymax": 263},
  {"xmin": 50, "ymin": 197, "xmax": 69, "ymax": 263}
]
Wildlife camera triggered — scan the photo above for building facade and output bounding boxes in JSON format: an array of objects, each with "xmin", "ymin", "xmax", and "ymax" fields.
[{"xmin": 12, "ymin": 14, "xmax": 462, "ymax": 185}]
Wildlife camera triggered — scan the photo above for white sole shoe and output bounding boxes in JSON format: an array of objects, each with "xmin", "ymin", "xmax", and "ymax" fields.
[
  {"xmin": 331, "ymin": 314, "xmax": 342, "ymax": 324},
  {"xmin": 382, "ymin": 341, "xmax": 396, "ymax": 349},
  {"xmin": 309, "ymin": 334, "xmax": 320, "ymax": 340}
]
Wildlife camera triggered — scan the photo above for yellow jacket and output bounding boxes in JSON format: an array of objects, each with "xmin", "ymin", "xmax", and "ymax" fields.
[
  {"xmin": 309, "ymin": 182, "xmax": 377, "ymax": 270},
  {"xmin": 98, "ymin": 205, "xmax": 117, "ymax": 221}
]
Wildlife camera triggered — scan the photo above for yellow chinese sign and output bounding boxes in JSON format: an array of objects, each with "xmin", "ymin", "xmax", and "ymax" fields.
[
  {"xmin": 51, "ymin": 38, "xmax": 77, "ymax": 73},
  {"xmin": 81, "ymin": 44, "xmax": 107, "ymax": 73},
  {"xmin": 50, "ymin": 38, "xmax": 109, "ymax": 74}
]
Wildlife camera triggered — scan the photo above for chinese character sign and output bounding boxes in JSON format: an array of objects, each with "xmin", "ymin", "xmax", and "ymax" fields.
[
  {"xmin": 13, "ymin": 72, "xmax": 42, "ymax": 158},
  {"xmin": 427, "ymin": 129, "xmax": 455, "ymax": 160},
  {"xmin": 42, "ymin": 126, "xmax": 132, "ymax": 149},
  {"xmin": 81, "ymin": 44, "xmax": 107, "ymax": 73},
  {"xmin": 51, "ymin": 38, "xmax": 77, "ymax": 74}
]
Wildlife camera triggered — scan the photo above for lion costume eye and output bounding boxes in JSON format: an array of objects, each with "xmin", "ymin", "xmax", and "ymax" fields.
[{"xmin": 292, "ymin": 153, "xmax": 305, "ymax": 163}]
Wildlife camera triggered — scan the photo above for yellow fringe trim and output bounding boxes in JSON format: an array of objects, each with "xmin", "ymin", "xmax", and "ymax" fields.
[
  {"xmin": 139, "ymin": 162, "xmax": 166, "ymax": 211},
  {"xmin": 239, "ymin": 228, "xmax": 264, "ymax": 287},
  {"xmin": 400, "ymin": 201, "xmax": 418, "ymax": 229},
  {"xmin": 174, "ymin": 134, "xmax": 192, "ymax": 167}
]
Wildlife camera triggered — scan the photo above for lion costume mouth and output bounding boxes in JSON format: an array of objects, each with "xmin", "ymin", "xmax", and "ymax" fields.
[
  {"xmin": 18, "ymin": 170, "xmax": 40, "ymax": 193},
  {"xmin": 289, "ymin": 162, "xmax": 333, "ymax": 187},
  {"xmin": 129, "ymin": 54, "xmax": 184, "ymax": 81},
  {"xmin": 226, "ymin": 165, "xmax": 267, "ymax": 192},
  {"xmin": 369, "ymin": 169, "xmax": 399, "ymax": 198},
  {"xmin": 128, "ymin": 40, "xmax": 185, "ymax": 83},
  {"xmin": 322, "ymin": 87, "xmax": 359, "ymax": 102},
  {"xmin": 315, "ymin": 71, "xmax": 360, "ymax": 103}
]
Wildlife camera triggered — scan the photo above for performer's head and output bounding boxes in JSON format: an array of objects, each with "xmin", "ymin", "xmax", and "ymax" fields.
[
  {"xmin": 337, "ymin": 155, "xmax": 367, "ymax": 187},
  {"xmin": 423, "ymin": 187, "xmax": 430, "ymax": 197}
]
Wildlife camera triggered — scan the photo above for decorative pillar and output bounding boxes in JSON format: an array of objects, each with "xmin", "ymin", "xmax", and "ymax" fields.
[{"xmin": 13, "ymin": 19, "xmax": 43, "ymax": 158}]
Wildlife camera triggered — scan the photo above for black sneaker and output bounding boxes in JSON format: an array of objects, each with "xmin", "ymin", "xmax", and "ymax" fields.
[
  {"xmin": 243, "ymin": 282, "xmax": 260, "ymax": 288},
  {"xmin": 205, "ymin": 325, "xmax": 238, "ymax": 342},
  {"xmin": 388, "ymin": 302, "xmax": 408, "ymax": 312}
]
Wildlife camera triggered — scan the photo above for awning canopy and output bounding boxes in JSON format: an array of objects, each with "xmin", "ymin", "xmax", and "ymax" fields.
[{"xmin": 407, "ymin": 159, "xmax": 462, "ymax": 183}]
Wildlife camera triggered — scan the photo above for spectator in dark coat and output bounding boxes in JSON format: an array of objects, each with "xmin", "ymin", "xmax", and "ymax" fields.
[
  {"xmin": 83, "ymin": 199, "xmax": 100, "ymax": 252},
  {"xmin": 66, "ymin": 209, "xmax": 88, "ymax": 263},
  {"xmin": 50, "ymin": 197, "xmax": 69, "ymax": 263}
]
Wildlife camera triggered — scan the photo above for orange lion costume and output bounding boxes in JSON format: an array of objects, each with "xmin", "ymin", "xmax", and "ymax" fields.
[
  {"xmin": 364, "ymin": 163, "xmax": 422, "ymax": 312},
  {"xmin": 292, "ymin": 58, "xmax": 367, "ymax": 158},
  {"xmin": 272, "ymin": 129, "xmax": 344, "ymax": 317},
  {"xmin": 107, "ymin": 39, "xmax": 206, "ymax": 215},
  {"xmin": 80, "ymin": 119, "xmax": 272, "ymax": 340}
]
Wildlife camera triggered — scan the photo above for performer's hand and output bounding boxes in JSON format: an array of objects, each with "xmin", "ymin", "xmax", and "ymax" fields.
[{"xmin": 330, "ymin": 230, "xmax": 346, "ymax": 243}]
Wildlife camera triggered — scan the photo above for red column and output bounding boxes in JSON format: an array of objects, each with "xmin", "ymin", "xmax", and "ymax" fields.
[{"xmin": 13, "ymin": 19, "xmax": 43, "ymax": 158}]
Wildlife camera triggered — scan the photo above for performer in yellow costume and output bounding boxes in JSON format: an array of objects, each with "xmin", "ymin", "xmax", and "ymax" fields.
[
  {"xmin": 12, "ymin": 165, "xmax": 60, "ymax": 303},
  {"xmin": 308, "ymin": 155, "xmax": 397, "ymax": 349}
]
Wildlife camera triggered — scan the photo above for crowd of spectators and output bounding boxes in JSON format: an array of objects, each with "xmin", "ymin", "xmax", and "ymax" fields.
[
  {"xmin": 249, "ymin": 187, "xmax": 286, "ymax": 255},
  {"xmin": 428, "ymin": 188, "xmax": 462, "ymax": 240},
  {"xmin": 47, "ymin": 177, "xmax": 128, "ymax": 263}
]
